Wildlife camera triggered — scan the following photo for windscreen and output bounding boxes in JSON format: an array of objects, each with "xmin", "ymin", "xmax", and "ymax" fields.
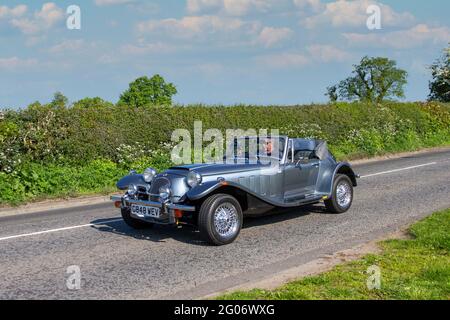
[{"xmin": 227, "ymin": 137, "xmax": 286, "ymax": 161}]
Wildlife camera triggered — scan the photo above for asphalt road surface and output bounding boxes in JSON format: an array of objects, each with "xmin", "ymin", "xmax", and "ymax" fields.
[{"xmin": 0, "ymin": 149, "xmax": 449, "ymax": 299}]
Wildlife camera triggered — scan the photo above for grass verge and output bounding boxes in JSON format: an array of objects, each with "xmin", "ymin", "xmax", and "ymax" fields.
[{"xmin": 217, "ymin": 209, "xmax": 450, "ymax": 300}]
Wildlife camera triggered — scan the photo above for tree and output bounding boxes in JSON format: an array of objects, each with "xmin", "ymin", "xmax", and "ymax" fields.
[
  {"xmin": 326, "ymin": 56, "xmax": 408, "ymax": 103},
  {"xmin": 118, "ymin": 75, "xmax": 177, "ymax": 107},
  {"xmin": 325, "ymin": 85, "xmax": 338, "ymax": 102},
  {"xmin": 51, "ymin": 92, "xmax": 69, "ymax": 108},
  {"xmin": 428, "ymin": 44, "xmax": 450, "ymax": 102},
  {"xmin": 73, "ymin": 97, "xmax": 113, "ymax": 109}
]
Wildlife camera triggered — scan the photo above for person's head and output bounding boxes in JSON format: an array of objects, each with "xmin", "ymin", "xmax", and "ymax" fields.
[{"xmin": 263, "ymin": 139, "xmax": 274, "ymax": 154}]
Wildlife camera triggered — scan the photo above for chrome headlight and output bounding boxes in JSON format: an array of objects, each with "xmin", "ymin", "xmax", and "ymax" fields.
[
  {"xmin": 186, "ymin": 171, "xmax": 202, "ymax": 188},
  {"xmin": 127, "ymin": 184, "xmax": 137, "ymax": 196},
  {"xmin": 159, "ymin": 185, "xmax": 171, "ymax": 200},
  {"xmin": 143, "ymin": 168, "xmax": 157, "ymax": 183}
]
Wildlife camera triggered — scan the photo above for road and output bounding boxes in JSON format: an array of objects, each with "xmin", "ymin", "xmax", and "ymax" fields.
[{"xmin": 0, "ymin": 149, "xmax": 449, "ymax": 299}]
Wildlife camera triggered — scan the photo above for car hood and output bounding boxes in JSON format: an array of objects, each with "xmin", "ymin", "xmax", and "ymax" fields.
[{"xmin": 117, "ymin": 161, "xmax": 280, "ymax": 191}]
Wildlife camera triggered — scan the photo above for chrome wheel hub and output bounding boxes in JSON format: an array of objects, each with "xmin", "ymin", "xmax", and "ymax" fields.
[
  {"xmin": 214, "ymin": 202, "xmax": 239, "ymax": 238},
  {"xmin": 336, "ymin": 181, "xmax": 352, "ymax": 208}
]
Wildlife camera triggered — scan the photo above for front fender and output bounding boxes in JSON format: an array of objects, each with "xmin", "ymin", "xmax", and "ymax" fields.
[
  {"xmin": 334, "ymin": 162, "xmax": 358, "ymax": 187},
  {"xmin": 186, "ymin": 181, "xmax": 223, "ymax": 201},
  {"xmin": 116, "ymin": 174, "xmax": 148, "ymax": 190}
]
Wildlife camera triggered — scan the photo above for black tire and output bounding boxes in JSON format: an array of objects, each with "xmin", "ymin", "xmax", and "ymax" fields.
[
  {"xmin": 325, "ymin": 174, "xmax": 354, "ymax": 214},
  {"xmin": 121, "ymin": 207, "xmax": 154, "ymax": 229},
  {"xmin": 198, "ymin": 194, "xmax": 243, "ymax": 246}
]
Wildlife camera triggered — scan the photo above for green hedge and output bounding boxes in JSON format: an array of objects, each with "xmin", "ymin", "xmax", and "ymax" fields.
[{"xmin": 1, "ymin": 102, "xmax": 449, "ymax": 205}]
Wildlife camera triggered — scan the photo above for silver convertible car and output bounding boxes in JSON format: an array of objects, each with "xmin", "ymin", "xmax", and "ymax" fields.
[{"xmin": 111, "ymin": 136, "xmax": 358, "ymax": 245}]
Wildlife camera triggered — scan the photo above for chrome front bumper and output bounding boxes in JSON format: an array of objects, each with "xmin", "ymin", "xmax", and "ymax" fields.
[{"xmin": 111, "ymin": 195, "xmax": 196, "ymax": 225}]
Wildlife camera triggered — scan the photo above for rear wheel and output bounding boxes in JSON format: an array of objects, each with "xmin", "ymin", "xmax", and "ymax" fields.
[
  {"xmin": 198, "ymin": 194, "xmax": 243, "ymax": 246},
  {"xmin": 325, "ymin": 174, "xmax": 353, "ymax": 214},
  {"xmin": 121, "ymin": 207, "xmax": 154, "ymax": 229}
]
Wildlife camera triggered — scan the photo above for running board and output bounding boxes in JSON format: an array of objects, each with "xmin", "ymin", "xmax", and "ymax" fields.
[{"xmin": 282, "ymin": 195, "xmax": 324, "ymax": 207}]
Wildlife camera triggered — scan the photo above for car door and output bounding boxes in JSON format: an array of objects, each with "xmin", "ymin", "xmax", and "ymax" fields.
[
  {"xmin": 283, "ymin": 143, "xmax": 320, "ymax": 200},
  {"xmin": 299, "ymin": 159, "xmax": 320, "ymax": 194}
]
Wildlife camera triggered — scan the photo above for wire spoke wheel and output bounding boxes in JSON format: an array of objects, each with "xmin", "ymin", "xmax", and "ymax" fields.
[
  {"xmin": 336, "ymin": 181, "xmax": 352, "ymax": 208},
  {"xmin": 325, "ymin": 174, "xmax": 354, "ymax": 214},
  {"xmin": 213, "ymin": 202, "xmax": 239, "ymax": 238},
  {"xmin": 198, "ymin": 194, "xmax": 243, "ymax": 245}
]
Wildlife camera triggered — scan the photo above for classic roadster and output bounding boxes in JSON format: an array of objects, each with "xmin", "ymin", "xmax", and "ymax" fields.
[{"xmin": 111, "ymin": 136, "xmax": 358, "ymax": 245}]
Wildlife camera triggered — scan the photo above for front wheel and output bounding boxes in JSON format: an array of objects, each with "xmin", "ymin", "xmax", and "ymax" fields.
[
  {"xmin": 325, "ymin": 174, "xmax": 353, "ymax": 214},
  {"xmin": 198, "ymin": 194, "xmax": 243, "ymax": 246}
]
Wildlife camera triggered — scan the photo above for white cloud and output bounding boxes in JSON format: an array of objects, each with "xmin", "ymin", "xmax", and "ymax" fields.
[
  {"xmin": 258, "ymin": 27, "xmax": 293, "ymax": 47},
  {"xmin": 306, "ymin": 44, "xmax": 351, "ymax": 62},
  {"xmin": 187, "ymin": 0, "xmax": 280, "ymax": 16},
  {"xmin": 137, "ymin": 15, "xmax": 260, "ymax": 41},
  {"xmin": 35, "ymin": 2, "xmax": 63, "ymax": 27},
  {"xmin": 343, "ymin": 24, "xmax": 450, "ymax": 49},
  {"xmin": 187, "ymin": 0, "xmax": 220, "ymax": 14},
  {"xmin": 293, "ymin": 0, "xmax": 323, "ymax": 12},
  {"xmin": 0, "ymin": 57, "xmax": 38, "ymax": 70},
  {"xmin": 10, "ymin": 18, "xmax": 41, "ymax": 35},
  {"xmin": 94, "ymin": 0, "xmax": 134, "ymax": 6},
  {"xmin": 303, "ymin": 0, "xmax": 415, "ymax": 29},
  {"xmin": 10, "ymin": 2, "xmax": 64, "ymax": 35},
  {"xmin": 136, "ymin": 15, "xmax": 295, "ymax": 49},
  {"xmin": 0, "ymin": 4, "xmax": 27, "ymax": 19},
  {"xmin": 257, "ymin": 43, "xmax": 351, "ymax": 68},
  {"xmin": 94, "ymin": 0, "xmax": 158, "ymax": 14},
  {"xmin": 49, "ymin": 39, "xmax": 86, "ymax": 54}
]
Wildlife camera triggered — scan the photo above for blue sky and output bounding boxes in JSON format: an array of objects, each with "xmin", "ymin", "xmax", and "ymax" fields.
[{"xmin": 0, "ymin": 0, "xmax": 449, "ymax": 108}]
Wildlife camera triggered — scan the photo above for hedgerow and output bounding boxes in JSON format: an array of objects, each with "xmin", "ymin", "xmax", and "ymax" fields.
[{"xmin": 0, "ymin": 101, "xmax": 449, "ymax": 205}]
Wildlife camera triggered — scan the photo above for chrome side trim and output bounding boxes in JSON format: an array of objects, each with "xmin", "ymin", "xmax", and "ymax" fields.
[{"xmin": 167, "ymin": 204, "xmax": 196, "ymax": 212}]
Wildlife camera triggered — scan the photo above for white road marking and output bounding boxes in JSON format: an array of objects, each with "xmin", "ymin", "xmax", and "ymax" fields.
[
  {"xmin": 359, "ymin": 162, "xmax": 437, "ymax": 178},
  {"xmin": 0, "ymin": 218, "xmax": 123, "ymax": 242},
  {"xmin": 0, "ymin": 161, "xmax": 443, "ymax": 242}
]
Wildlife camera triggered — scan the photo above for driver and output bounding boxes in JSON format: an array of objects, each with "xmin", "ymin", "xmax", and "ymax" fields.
[
  {"xmin": 263, "ymin": 139, "xmax": 274, "ymax": 156},
  {"xmin": 262, "ymin": 138, "xmax": 282, "ymax": 159}
]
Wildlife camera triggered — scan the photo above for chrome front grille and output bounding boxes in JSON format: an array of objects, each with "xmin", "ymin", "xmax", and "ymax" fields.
[
  {"xmin": 136, "ymin": 186, "xmax": 149, "ymax": 200},
  {"xmin": 150, "ymin": 177, "xmax": 171, "ymax": 193}
]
